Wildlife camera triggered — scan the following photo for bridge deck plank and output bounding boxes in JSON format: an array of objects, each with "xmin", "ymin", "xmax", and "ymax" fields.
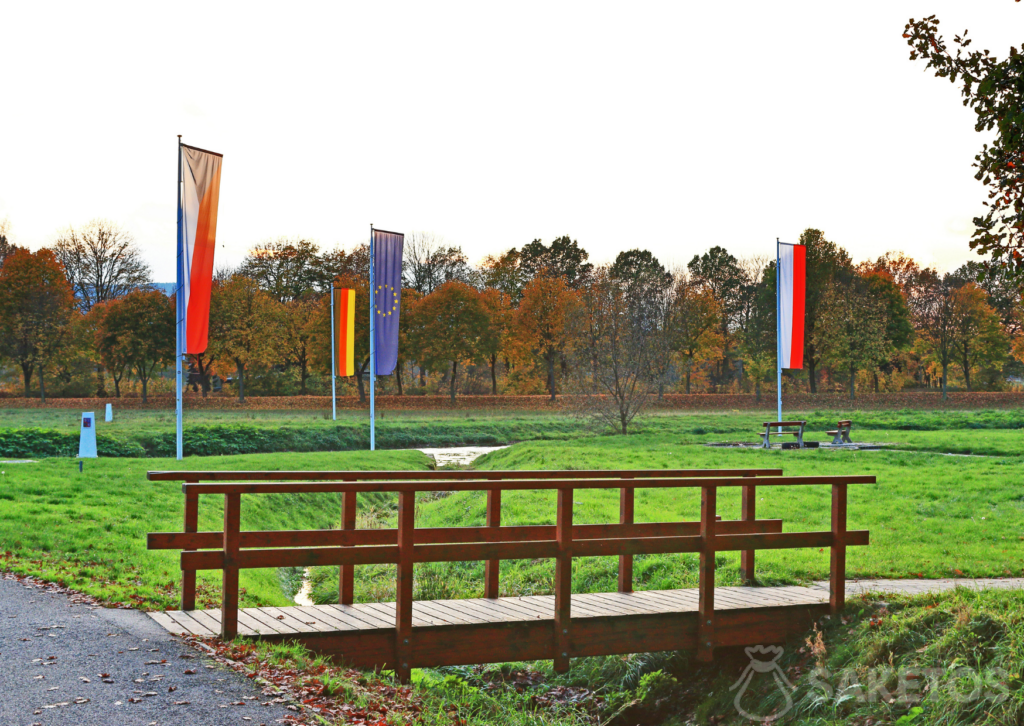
[{"xmin": 148, "ymin": 585, "xmax": 828, "ymax": 638}]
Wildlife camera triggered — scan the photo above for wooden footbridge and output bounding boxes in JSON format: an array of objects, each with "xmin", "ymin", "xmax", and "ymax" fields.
[{"xmin": 146, "ymin": 468, "xmax": 872, "ymax": 682}]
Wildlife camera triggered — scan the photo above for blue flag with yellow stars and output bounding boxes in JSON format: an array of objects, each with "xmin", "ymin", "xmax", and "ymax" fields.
[{"xmin": 372, "ymin": 229, "xmax": 404, "ymax": 376}]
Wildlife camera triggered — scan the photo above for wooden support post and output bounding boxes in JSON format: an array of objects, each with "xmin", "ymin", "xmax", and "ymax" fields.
[
  {"xmin": 484, "ymin": 488, "xmax": 501, "ymax": 598},
  {"xmin": 395, "ymin": 490, "xmax": 415, "ymax": 683},
  {"xmin": 697, "ymin": 485, "xmax": 716, "ymax": 662},
  {"xmin": 181, "ymin": 483, "xmax": 198, "ymax": 610},
  {"xmin": 339, "ymin": 491, "xmax": 356, "ymax": 605},
  {"xmin": 830, "ymin": 483, "xmax": 847, "ymax": 615},
  {"xmin": 740, "ymin": 477, "xmax": 756, "ymax": 584},
  {"xmin": 554, "ymin": 488, "xmax": 573, "ymax": 673},
  {"xmin": 221, "ymin": 493, "xmax": 241, "ymax": 640},
  {"xmin": 617, "ymin": 483, "xmax": 634, "ymax": 593}
]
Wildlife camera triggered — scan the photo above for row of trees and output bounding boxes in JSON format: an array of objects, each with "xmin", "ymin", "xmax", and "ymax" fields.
[{"xmin": 1, "ymin": 220, "xmax": 1021, "ymax": 411}]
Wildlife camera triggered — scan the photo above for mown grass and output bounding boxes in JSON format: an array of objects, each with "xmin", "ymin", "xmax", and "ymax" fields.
[
  {"xmin": 308, "ymin": 434, "xmax": 1024, "ymax": 606},
  {"xmin": 4, "ymin": 408, "xmax": 1024, "ymax": 725},
  {"xmin": 0, "ymin": 450, "xmax": 430, "ymax": 609}
]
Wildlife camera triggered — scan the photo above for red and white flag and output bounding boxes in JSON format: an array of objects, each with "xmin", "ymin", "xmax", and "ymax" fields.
[
  {"xmin": 181, "ymin": 144, "xmax": 223, "ymax": 354},
  {"xmin": 778, "ymin": 243, "xmax": 805, "ymax": 369}
]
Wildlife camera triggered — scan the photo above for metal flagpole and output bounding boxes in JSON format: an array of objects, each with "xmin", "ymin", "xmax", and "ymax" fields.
[
  {"xmin": 369, "ymin": 224, "xmax": 376, "ymax": 451},
  {"xmin": 776, "ymin": 237, "xmax": 783, "ymax": 432},
  {"xmin": 331, "ymin": 281, "xmax": 337, "ymax": 421},
  {"xmin": 175, "ymin": 136, "xmax": 184, "ymax": 461}
]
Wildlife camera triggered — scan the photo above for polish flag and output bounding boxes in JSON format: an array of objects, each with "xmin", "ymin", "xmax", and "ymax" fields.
[
  {"xmin": 181, "ymin": 144, "xmax": 223, "ymax": 354},
  {"xmin": 779, "ymin": 243, "xmax": 805, "ymax": 369}
]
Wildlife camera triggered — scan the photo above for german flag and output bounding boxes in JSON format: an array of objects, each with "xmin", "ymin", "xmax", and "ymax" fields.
[{"xmin": 333, "ymin": 285, "xmax": 356, "ymax": 376}]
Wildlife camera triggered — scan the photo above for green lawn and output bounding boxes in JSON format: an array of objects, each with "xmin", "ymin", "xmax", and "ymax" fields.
[
  {"xmin": 3, "ymin": 408, "xmax": 1024, "ymax": 610},
  {"xmin": 4, "ymin": 408, "xmax": 1023, "ymax": 725},
  {"xmin": 0, "ymin": 450, "xmax": 431, "ymax": 609}
]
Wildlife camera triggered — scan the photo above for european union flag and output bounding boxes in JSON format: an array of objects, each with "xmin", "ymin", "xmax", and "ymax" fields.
[{"xmin": 372, "ymin": 229, "xmax": 404, "ymax": 376}]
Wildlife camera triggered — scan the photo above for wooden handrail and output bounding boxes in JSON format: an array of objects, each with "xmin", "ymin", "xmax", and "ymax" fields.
[
  {"xmin": 148, "ymin": 470, "xmax": 873, "ymax": 682},
  {"xmin": 173, "ymin": 475, "xmax": 874, "ymax": 494},
  {"xmin": 147, "ymin": 468, "xmax": 784, "ymax": 482}
]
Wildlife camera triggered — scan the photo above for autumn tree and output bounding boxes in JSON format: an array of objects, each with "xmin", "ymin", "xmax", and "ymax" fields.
[
  {"xmin": 209, "ymin": 276, "xmax": 285, "ymax": 402},
  {"xmin": 904, "ymin": 15, "xmax": 1024, "ymax": 276},
  {"xmin": 667, "ymin": 275, "xmax": 722, "ymax": 394},
  {"xmin": 916, "ymin": 275, "xmax": 959, "ymax": 399},
  {"xmin": 96, "ymin": 290, "xmax": 174, "ymax": 403},
  {"xmin": 798, "ymin": 229, "xmax": 853, "ymax": 393},
  {"xmin": 403, "ymin": 233, "xmax": 477, "ymax": 294},
  {"xmin": 85, "ymin": 302, "xmax": 127, "ymax": 397},
  {"xmin": 519, "ymin": 236, "xmax": 593, "ymax": 289},
  {"xmin": 404, "ymin": 281, "xmax": 489, "ymax": 401},
  {"xmin": 566, "ymin": 268, "xmax": 662, "ymax": 434},
  {"xmin": 0, "ymin": 249, "xmax": 75, "ymax": 399},
  {"xmin": 515, "ymin": 274, "xmax": 578, "ymax": 400},
  {"xmin": 687, "ymin": 246, "xmax": 745, "ymax": 386},
  {"xmin": 480, "ymin": 249, "xmax": 529, "ymax": 301},
  {"xmin": 814, "ymin": 276, "xmax": 890, "ymax": 399},
  {"xmin": 738, "ymin": 261, "xmax": 777, "ymax": 401},
  {"xmin": 239, "ymin": 238, "xmax": 324, "ymax": 302},
  {"xmin": 394, "ymin": 288, "xmax": 422, "ymax": 394},
  {"xmin": 282, "ymin": 293, "xmax": 323, "ymax": 394},
  {"xmin": 858, "ymin": 268, "xmax": 915, "ymax": 390},
  {"xmin": 949, "ymin": 283, "xmax": 1009, "ymax": 391},
  {"xmin": 0, "ymin": 217, "xmax": 21, "ymax": 268},
  {"xmin": 50, "ymin": 219, "xmax": 152, "ymax": 313},
  {"xmin": 478, "ymin": 287, "xmax": 512, "ymax": 394}
]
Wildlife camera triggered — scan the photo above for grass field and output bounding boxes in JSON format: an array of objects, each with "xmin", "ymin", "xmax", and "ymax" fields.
[
  {"xmin": 3, "ymin": 407, "xmax": 1023, "ymax": 724},
  {"xmin": 3, "ymin": 407, "xmax": 1022, "ymax": 605}
]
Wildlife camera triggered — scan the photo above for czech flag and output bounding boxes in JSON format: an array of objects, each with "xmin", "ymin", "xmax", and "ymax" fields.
[
  {"xmin": 334, "ymin": 285, "xmax": 356, "ymax": 377},
  {"xmin": 778, "ymin": 243, "xmax": 805, "ymax": 369},
  {"xmin": 181, "ymin": 144, "xmax": 223, "ymax": 354}
]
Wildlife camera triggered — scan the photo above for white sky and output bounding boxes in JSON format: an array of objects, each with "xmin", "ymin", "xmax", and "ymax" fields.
[{"xmin": 1, "ymin": 1, "xmax": 1020, "ymax": 278}]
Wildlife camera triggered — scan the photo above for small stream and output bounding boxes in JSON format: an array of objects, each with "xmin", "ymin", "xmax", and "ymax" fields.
[{"xmin": 292, "ymin": 445, "xmax": 508, "ymax": 607}]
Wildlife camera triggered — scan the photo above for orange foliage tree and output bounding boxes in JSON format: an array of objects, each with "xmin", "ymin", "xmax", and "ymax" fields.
[
  {"xmin": 405, "ymin": 281, "xmax": 489, "ymax": 401},
  {"xmin": 95, "ymin": 289, "xmax": 174, "ymax": 403},
  {"xmin": 514, "ymin": 274, "xmax": 579, "ymax": 401},
  {"xmin": 0, "ymin": 248, "xmax": 75, "ymax": 399}
]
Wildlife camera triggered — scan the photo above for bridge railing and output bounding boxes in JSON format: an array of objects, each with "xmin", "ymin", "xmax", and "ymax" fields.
[{"xmin": 147, "ymin": 468, "xmax": 872, "ymax": 681}]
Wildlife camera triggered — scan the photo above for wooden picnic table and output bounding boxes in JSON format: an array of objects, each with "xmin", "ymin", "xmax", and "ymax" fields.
[{"xmin": 759, "ymin": 421, "xmax": 806, "ymax": 449}]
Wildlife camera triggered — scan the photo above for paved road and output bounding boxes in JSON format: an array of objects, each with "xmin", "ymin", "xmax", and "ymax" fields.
[{"xmin": 0, "ymin": 576, "xmax": 295, "ymax": 726}]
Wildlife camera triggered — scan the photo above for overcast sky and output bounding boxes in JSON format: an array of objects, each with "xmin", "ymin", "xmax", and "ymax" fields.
[{"xmin": 2, "ymin": 2, "xmax": 1021, "ymax": 279}]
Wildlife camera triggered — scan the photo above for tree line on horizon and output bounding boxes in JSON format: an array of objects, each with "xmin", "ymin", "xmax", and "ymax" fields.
[{"xmin": 1, "ymin": 218, "xmax": 1022, "ymax": 420}]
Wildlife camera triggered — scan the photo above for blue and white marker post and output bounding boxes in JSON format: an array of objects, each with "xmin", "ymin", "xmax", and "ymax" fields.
[{"xmin": 78, "ymin": 412, "xmax": 97, "ymax": 458}]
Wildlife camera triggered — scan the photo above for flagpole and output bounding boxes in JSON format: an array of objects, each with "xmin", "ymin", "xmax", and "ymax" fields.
[
  {"xmin": 175, "ymin": 136, "xmax": 184, "ymax": 461},
  {"xmin": 775, "ymin": 237, "xmax": 782, "ymax": 433},
  {"xmin": 369, "ymin": 224, "xmax": 376, "ymax": 452},
  {"xmin": 331, "ymin": 281, "xmax": 337, "ymax": 421}
]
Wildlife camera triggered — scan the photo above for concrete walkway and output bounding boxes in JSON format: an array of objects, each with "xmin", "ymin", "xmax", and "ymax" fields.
[
  {"xmin": 0, "ymin": 574, "xmax": 295, "ymax": 726},
  {"xmin": 811, "ymin": 577, "xmax": 1024, "ymax": 597}
]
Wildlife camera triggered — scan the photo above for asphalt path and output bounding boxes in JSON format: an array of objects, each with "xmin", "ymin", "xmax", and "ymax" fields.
[{"xmin": 0, "ymin": 575, "xmax": 295, "ymax": 726}]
